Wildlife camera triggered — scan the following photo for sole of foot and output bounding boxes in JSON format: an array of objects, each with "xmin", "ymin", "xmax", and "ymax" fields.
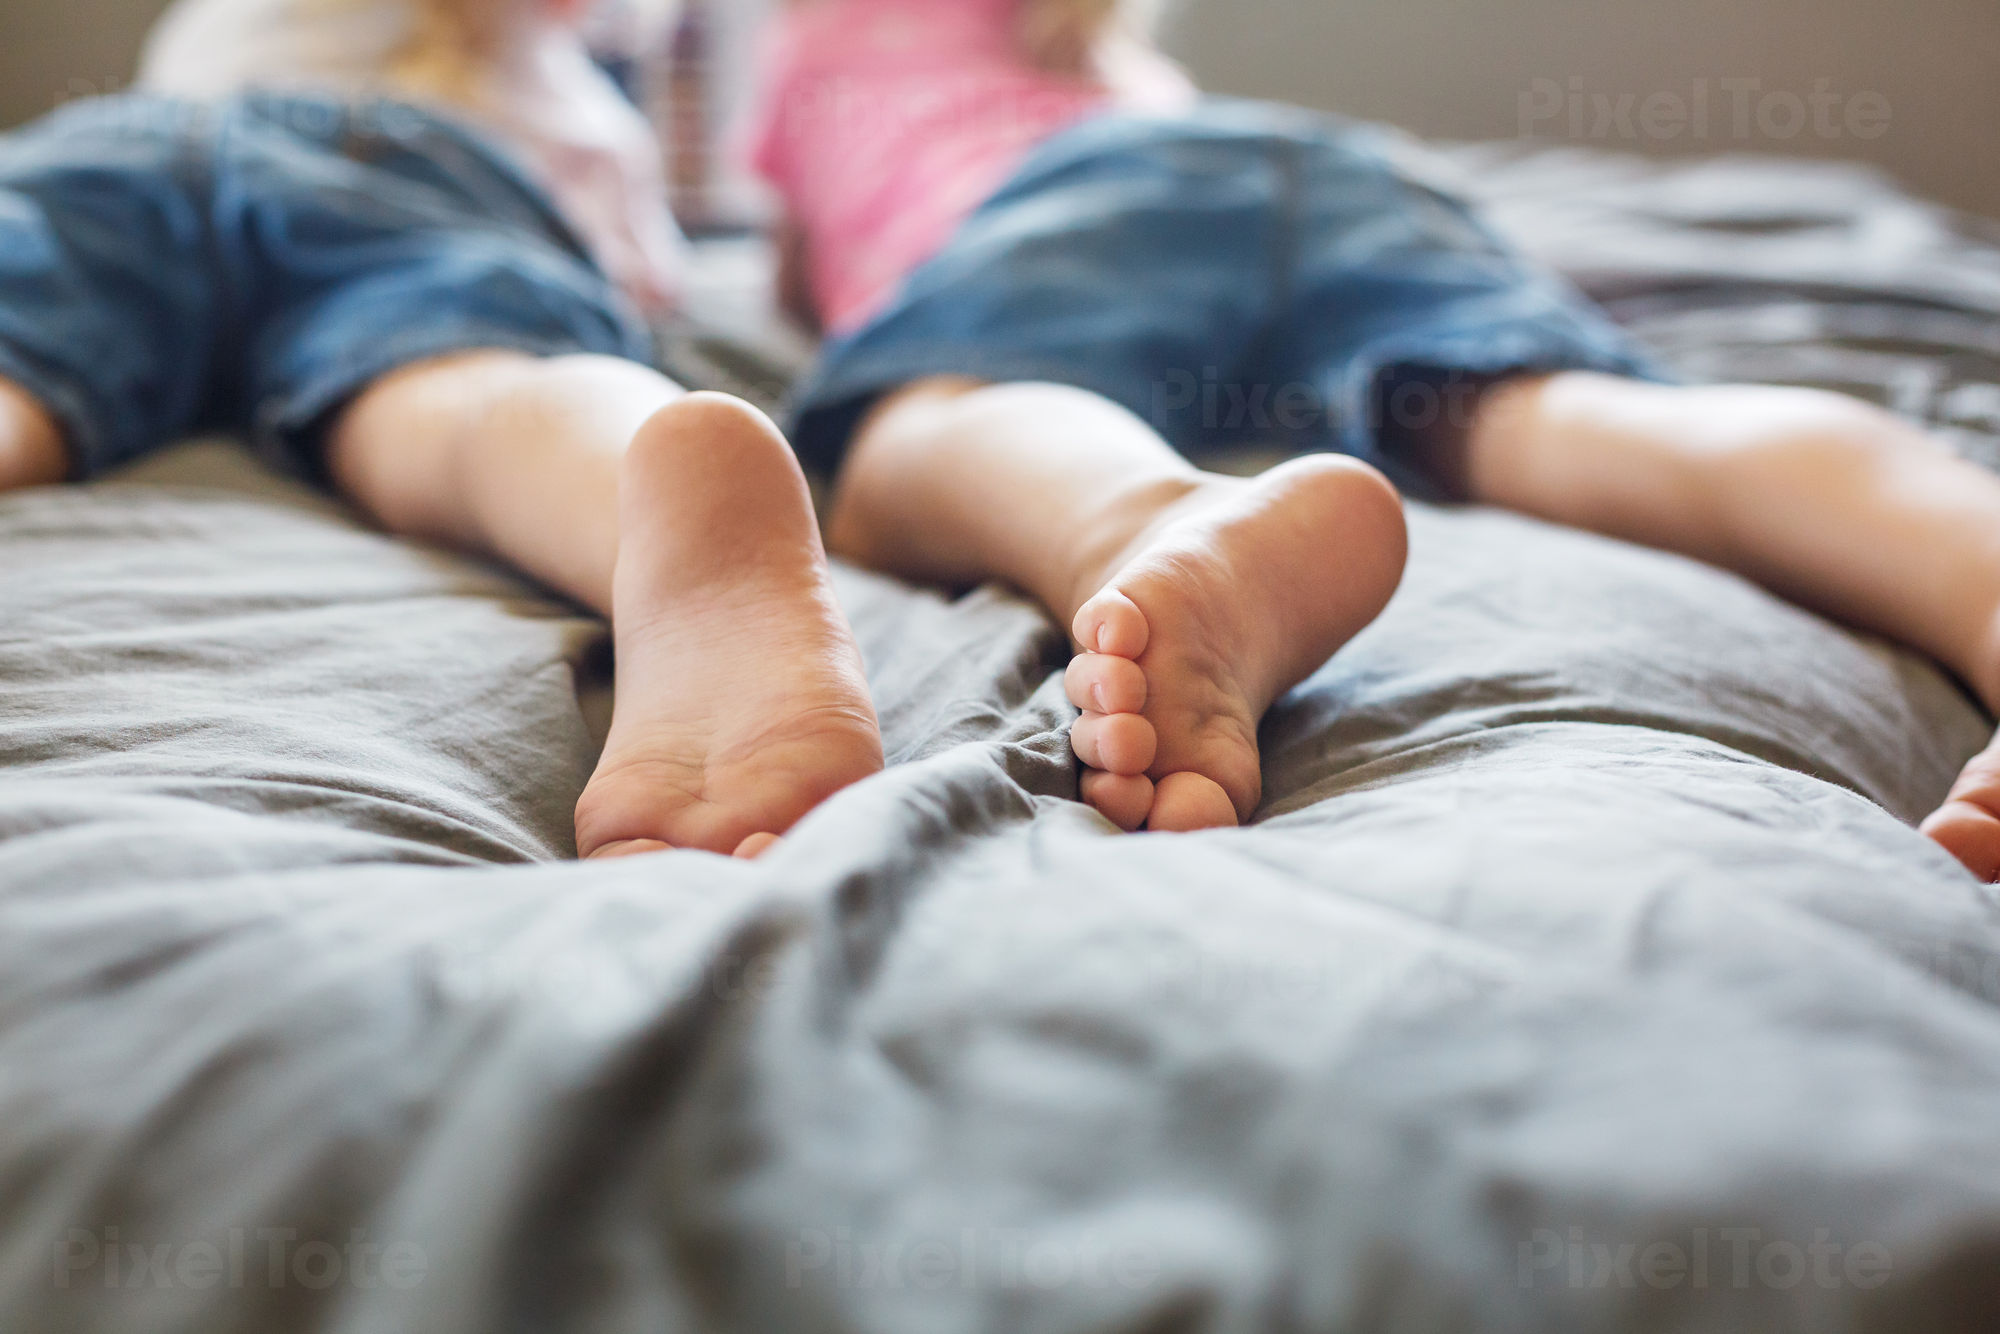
[
  {"xmin": 1064, "ymin": 455, "xmax": 1407, "ymax": 833},
  {"xmin": 574, "ymin": 394, "xmax": 884, "ymax": 860}
]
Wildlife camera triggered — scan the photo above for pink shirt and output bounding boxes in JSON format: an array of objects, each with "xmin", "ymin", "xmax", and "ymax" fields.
[{"xmin": 747, "ymin": 0, "xmax": 1139, "ymax": 334}]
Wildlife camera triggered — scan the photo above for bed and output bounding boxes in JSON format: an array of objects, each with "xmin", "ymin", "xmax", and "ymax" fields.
[{"xmin": 4, "ymin": 145, "xmax": 2000, "ymax": 1333}]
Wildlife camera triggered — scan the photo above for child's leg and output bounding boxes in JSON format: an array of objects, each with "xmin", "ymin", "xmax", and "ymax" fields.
[
  {"xmin": 327, "ymin": 350, "xmax": 883, "ymax": 860},
  {"xmin": 827, "ymin": 377, "xmax": 1408, "ymax": 832},
  {"xmin": 0, "ymin": 377, "xmax": 69, "ymax": 491},
  {"xmin": 1453, "ymin": 371, "xmax": 2000, "ymax": 877}
]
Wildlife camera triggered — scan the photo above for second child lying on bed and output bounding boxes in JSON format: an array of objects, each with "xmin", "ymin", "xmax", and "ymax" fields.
[
  {"xmin": 751, "ymin": 0, "xmax": 2000, "ymax": 877},
  {"xmin": 0, "ymin": 88, "xmax": 884, "ymax": 861}
]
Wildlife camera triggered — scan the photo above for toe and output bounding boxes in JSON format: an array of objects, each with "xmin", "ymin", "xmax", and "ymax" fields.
[
  {"xmin": 1071, "ymin": 710, "xmax": 1159, "ymax": 776},
  {"xmin": 588, "ymin": 838, "xmax": 674, "ymax": 860},
  {"xmin": 1072, "ymin": 588, "xmax": 1150, "ymax": 659},
  {"xmin": 1147, "ymin": 772, "xmax": 1239, "ymax": 833},
  {"xmin": 1081, "ymin": 770, "xmax": 1155, "ymax": 832},
  {"xmin": 1922, "ymin": 801, "xmax": 2000, "ymax": 882},
  {"xmin": 1065, "ymin": 652, "xmax": 1148, "ymax": 716},
  {"xmin": 734, "ymin": 832, "xmax": 781, "ymax": 860},
  {"xmin": 1923, "ymin": 743, "xmax": 2000, "ymax": 881}
]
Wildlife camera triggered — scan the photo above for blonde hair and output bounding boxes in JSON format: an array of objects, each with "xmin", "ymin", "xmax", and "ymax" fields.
[{"xmin": 343, "ymin": 0, "xmax": 535, "ymax": 103}]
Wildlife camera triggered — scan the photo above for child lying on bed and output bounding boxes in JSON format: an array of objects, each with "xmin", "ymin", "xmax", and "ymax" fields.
[
  {"xmin": 751, "ymin": 0, "xmax": 2000, "ymax": 877},
  {"xmin": 0, "ymin": 81, "xmax": 886, "ymax": 860},
  {"xmin": 140, "ymin": 0, "xmax": 689, "ymax": 314}
]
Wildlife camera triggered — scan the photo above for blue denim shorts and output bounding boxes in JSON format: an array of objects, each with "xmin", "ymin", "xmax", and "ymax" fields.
[
  {"xmin": 789, "ymin": 99, "xmax": 1662, "ymax": 486},
  {"xmin": 0, "ymin": 93, "xmax": 651, "ymax": 479}
]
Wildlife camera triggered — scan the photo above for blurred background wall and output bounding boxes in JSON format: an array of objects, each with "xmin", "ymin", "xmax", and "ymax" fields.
[
  {"xmin": 1, "ymin": 0, "xmax": 1995, "ymax": 220},
  {"xmin": 0, "ymin": 0, "xmax": 178, "ymax": 114},
  {"xmin": 1165, "ymin": 0, "xmax": 2000, "ymax": 219}
]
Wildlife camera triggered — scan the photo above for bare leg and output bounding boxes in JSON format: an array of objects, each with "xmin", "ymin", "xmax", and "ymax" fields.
[
  {"xmin": 329, "ymin": 351, "xmax": 882, "ymax": 859},
  {"xmin": 829, "ymin": 378, "xmax": 1407, "ymax": 832},
  {"xmin": 330, "ymin": 351, "xmax": 660, "ymax": 612},
  {"xmin": 1457, "ymin": 371, "xmax": 2000, "ymax": 877},
  {"xmin": 0, "ymin": 375, "xmax": 69, "ymax": 491}
]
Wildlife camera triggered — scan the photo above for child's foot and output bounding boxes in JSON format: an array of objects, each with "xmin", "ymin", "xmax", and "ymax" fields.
[
  {"xmin": 1922, "ymin": 732, "xmax": 2000, "ymax": 882},
  {"xmin": 574, "ymin": 395, "xmax": 884, "ymax": 860},
  {"xmin": 1062, "ymin": 456, "xmax": 1407, "ymax": 832}
]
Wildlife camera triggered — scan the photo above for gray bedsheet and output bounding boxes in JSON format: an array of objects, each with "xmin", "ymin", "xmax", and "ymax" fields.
[{"xmin": 6, "ymin": 149, "xmax": 2000, "ymax": 1334}]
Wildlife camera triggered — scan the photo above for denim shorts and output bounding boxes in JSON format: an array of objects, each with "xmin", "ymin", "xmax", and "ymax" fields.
[
  {"xmin": 0, "ymin": 93, "xmax": 651, "ymax": 479},
  {"xmin": 788, "ymin": 99, "xmax": 1662, "ymax": 486}
]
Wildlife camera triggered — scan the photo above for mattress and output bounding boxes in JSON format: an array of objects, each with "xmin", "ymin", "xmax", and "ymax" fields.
[{"xmin": 3, "ymin": 146, "xmax": 2000, "ymax": 1333}]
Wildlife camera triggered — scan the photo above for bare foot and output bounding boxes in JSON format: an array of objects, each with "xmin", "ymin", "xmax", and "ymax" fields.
[
  {"xmin": 1062, "ymin": 456, "xmax": 1407, "ymax": 832},
  {"xmin": 574, "ymin": 395, "xmax": 884, "ymax": 860},
  {"xmin": 1922, "ymin": 731, "xmax": 2000, "ymax": 881}
]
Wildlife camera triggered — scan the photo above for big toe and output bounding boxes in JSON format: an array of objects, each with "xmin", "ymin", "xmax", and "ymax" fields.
[
  {"xmin": 1147, "ymin": 771, "xmax": 1239, "ymax": 833},
  {"xmin": 1073, "ymin": 588, "xmax": 1150, "ymax": 659},
  {"xmin": 589, "ymin": 838, "xmax": 674, "ymax": 861},
  {"xmin": 1923, "ymin": 801, "xmax": 2000, "ymax": 882}
]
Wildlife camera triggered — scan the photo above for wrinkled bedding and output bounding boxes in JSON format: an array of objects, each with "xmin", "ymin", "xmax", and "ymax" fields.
[{"xmin": 5, "ymin": 149, "xmax": 2000, "ymax": 1333}]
